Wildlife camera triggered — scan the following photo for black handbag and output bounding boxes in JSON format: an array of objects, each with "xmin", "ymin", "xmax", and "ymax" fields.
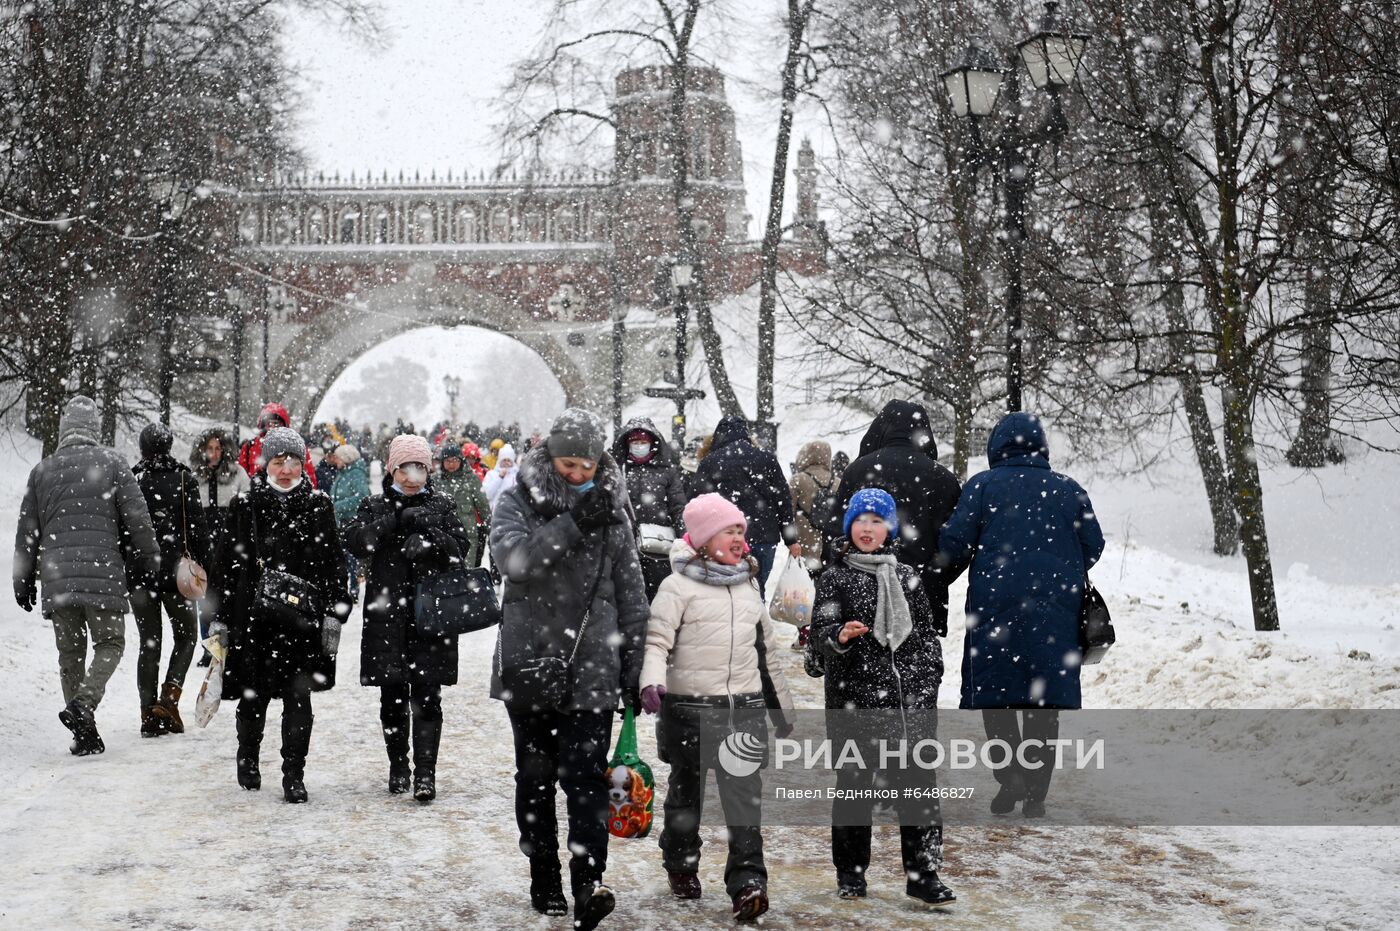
[
  {"xmin": 1078, "ymin": 577, "xmax": 1115, "ymax": 665},
  {"xmin": 250, "ymin": 495, "xmax": 319, "ymax": 628},
  {"xmin": 497, "ymin": 554, "xmax": 608, "ymax": 710},
  {"xmin": 415, "ymin": 566, "xmax": 501, "ymax": 637}
]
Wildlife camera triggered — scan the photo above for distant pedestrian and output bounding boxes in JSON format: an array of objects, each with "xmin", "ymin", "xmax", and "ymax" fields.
[
  {"xmin": 611, "ymin": 417, "xmax": 686, "ymax": 601},
  {"xmin": 482, "ymin": 442, "xmax": 518, "ymax": 509}
]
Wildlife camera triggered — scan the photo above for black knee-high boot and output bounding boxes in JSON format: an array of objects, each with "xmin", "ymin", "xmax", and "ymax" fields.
[
  {"xmin": 281, "ymin": 704, "xmax": 313, "ymax": 804},
  {"xmin": 381, "ymin": 689, "xmax": 411, "ymax": 794},
  {"xmin": 235, "ymin": 709, "xmax": 265, "ymax": 791},
  {"xmin": 412, "ymin": 716, "xmax": 441, "ymax": 802}
]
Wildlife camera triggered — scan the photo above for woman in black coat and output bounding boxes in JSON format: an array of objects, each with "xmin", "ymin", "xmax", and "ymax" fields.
[
  {"xmin": 209, "ymin": 429, "xmax": 350, "ymax": 804},
  {"xmin": 344, "ymin": 434, "xmax": 469, "ymax": 803},
  {"xmin": 131, "ymin": 423, "xmax": 211, "ymax": 737},
  {"xmin": 610, "ymin": 417, "xmax": 686, "ymax": 601},
  {"xmin": 809, "ymin": 488, "xmax": 953, "ymax": 907}
]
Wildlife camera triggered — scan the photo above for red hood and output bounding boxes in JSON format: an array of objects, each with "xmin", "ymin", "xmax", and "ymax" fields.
[{"xmin": 258, "ymin": 402, "xmax": 291, "ymax": 430}]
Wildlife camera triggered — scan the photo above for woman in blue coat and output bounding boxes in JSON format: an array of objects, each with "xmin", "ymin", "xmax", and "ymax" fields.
[{"xmin": 939, "ymin": 412, "xmax": 1104, "ymax": 817}]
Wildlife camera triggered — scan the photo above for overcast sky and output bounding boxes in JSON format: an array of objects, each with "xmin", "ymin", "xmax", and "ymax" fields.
[{"xmin": 283, "ymin": 0, "xmax": 830, "ymax": 238}]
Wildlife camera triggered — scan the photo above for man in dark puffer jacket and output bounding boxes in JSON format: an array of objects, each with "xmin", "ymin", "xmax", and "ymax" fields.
[{"xmin": 14, "ymin": 396, "xmax": 160, "ymax": 755}]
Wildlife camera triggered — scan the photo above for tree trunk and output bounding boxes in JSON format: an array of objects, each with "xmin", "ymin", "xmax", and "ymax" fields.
[
  {"xmin": 1286, "ymin": 270, "xmax": 1344, "ymax": 467},
  {"xmin": 1151, "ymin": 198, "xmax": 1238, "ymax": 555},
  {"xmin": 756, "ymin": 0, "xmax": 813, "ymax": 425},
  {"xmin": 666, "ymin": 38, "xmax": 743, "ymax": 418},
  {"xmin": 1221, "ymin": 377, "xmax": 1280, "ymax": 630}
]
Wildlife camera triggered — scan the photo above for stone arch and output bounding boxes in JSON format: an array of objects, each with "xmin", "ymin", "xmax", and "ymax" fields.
[{"xmin": 266, "ymin": 276, "xmax": 589, "ymax": 432}]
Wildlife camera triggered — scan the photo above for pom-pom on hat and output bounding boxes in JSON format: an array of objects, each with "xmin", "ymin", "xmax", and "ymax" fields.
[
  {"xmin": 683, "ymin": 493, "xmax": 747, "ymax": 552},
  {"xmin": 842, "ymin": 487, "xmax": 899, "ymax": 537}
]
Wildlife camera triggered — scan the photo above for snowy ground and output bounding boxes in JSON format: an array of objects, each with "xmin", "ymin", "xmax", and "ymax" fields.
[{"xmin": 2, "ymin": 417, "xmax": 1398, "ymax": 929}]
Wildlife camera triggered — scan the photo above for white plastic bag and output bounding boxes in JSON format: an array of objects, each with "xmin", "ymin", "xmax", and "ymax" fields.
[
  {"xmin": 194, "ymin": 636, "xmax": 226, "ymax": 728},
  {"xmin": 768, "ymin": 557, "xmax": 815, "ymax": 627}
]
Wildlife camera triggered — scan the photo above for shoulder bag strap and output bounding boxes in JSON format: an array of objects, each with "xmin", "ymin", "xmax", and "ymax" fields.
[
  {"xmin": 180, "ymin": 470, "xmax": 192, "ymax": 559},
  {"xmin": 564, "ymin": 542, "xmax": 612, "ymax": 668}
]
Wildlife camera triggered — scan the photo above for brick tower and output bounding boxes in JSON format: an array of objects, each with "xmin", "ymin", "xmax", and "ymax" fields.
[{"xmin": 611, "ymin": 64, "xmax": 750, "ymax": 304}]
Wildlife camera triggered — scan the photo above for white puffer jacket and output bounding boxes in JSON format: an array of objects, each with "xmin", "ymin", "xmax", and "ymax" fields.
[{"xmin": 640, "ymin": 544, "xmax": 793, "ymax": 707}]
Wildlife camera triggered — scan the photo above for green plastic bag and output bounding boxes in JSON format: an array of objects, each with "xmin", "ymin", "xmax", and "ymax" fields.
[{"xmin": 606, "ymin": 707, "xmax": 655, "ymax": 838}]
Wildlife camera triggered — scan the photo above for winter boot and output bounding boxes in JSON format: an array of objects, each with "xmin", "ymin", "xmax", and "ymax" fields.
[
  {"xmin": 412, "ymin": 716, "xmax": 441, "ymax": 803},
  {"xmin": 280, "ymin": 710, "xmax": 312, "ymax": 804},
  {"xmin": 791, "ymin": 625, "xmax": 810, "ymax": 651},
  {"xmin": 1022, "ymin": 798, "xmax": 1047, "ymax": 819},
  {"xmin": 529, "ymin": 856, "xmax": 569, "ymax": 917},
  {"xmin": 59, "ymin": 700, "xmax": 104, "ymax": 756},
  {"xmin": 906, "ymin": 872, "xmax": 956, "ymax": 907},
  {"xmin": 383, "ymin": 721, "xmax": 411, "ymax": 794},
  {"xmin": 731, "ymin": 882, "xmax": 769, "ymax": 922},
  {"xmin": 158, "ymin": 682, "xmax": 184, "ymax": 734},
  {"xmin": 573, "ymin": 882, "xmax": 616, "ymax": 931},
  {"xmin": 836, "ymin": 872, "xmax": 867, "ymax": 899},
  {"xmin": 990, "ymin": 772, "xmax": 1026, "ymax": 815},
  {"xmin": 667, "ymin": 871, "xmax": 702, "ymax": 899},
  {"xmin": 236, "ymin": 712, "xmax": 264, "ymax": 790},
  {"xmin": 141, "ymin": 705, "xmax": 168, "ymax": 738}
]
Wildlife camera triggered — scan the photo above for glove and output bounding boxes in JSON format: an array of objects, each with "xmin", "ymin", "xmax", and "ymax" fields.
[
  {"xmin": 14, "ymin": 577, "xmax": 35, "ymax": 613},
  {"xmin": 620, "ymin": 686, "xmax": 641, "ymax": 716},
  {"xmin": 571, "ymin": 489, "xmax": 614, "ymax": 534},
  {"xmin": 401, "ymin": 507, "xmax": 441, "ymax": 534},
  {"xmin": 322, "ymin": 617, "xmax": 342, "ymax": 654},
  {"xmin": 641, "ymin": 684, "xmax": 666, "ymax": 715},
  {"xmin": 403, "ymin": 533, "xmax": 433, "ymax": 561},
  {"xmin": 208, "ymin": 620, "xmax": 230, "ymax": 649}
]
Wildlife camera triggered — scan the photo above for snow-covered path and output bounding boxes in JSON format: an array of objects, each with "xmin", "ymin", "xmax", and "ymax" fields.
[
  {"xmin": 3, "ymin": 596, "xmax": 1398, "ymax": 930},
  {"xmin": 3, "ymin": 427, "xmax": 1398, "ymax": 929}
]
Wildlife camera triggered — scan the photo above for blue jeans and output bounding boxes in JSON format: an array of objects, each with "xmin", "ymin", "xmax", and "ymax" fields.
[{"xmin": 752, "ymin": 543, "xmax": 777, "ymax": 600}]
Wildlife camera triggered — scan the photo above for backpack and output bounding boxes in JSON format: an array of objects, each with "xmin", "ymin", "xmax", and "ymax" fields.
[{"xmin": 802, "ymin": 475, "xmax": 842, "ymax": 540}]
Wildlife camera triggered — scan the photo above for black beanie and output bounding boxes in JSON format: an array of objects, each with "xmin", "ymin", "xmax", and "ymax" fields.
[
  {"xmin": 545, "ymin": 408, "xmax": 606, "ymax": 462},
  {"xmin": 139, "ymin": 422, "xmax": 174, "ymax": 460}
]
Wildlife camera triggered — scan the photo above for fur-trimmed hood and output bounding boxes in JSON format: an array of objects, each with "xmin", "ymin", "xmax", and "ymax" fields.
[{"xmin": 515, "ymin": 443, "xmax": 630, "ymax": 520}]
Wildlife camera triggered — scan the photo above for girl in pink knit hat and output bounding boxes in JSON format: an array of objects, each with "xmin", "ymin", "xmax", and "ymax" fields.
[{"xmin": 638, "ymin": 493, "xmax": 793, "ymax": 921}]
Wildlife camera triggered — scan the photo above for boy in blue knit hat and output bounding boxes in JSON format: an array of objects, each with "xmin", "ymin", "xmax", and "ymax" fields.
[{"xmin": 807, "ymin": 487, "xmax": 954, "ymax": 906}]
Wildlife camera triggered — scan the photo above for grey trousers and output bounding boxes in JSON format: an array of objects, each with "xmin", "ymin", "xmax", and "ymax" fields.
[{"xmin": 50, "ymin": 605, "xmax": 126, "ymax": 712}]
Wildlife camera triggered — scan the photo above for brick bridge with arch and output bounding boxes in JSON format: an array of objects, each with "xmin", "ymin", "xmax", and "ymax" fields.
[{"xmin": 198, "ymin": 65, "xmax": 825, "ymax": 431}]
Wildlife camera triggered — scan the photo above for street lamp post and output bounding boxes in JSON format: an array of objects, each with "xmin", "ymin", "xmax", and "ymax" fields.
[
  {"xmin": 940, "ymin": 1, "xmax": 1088, "ymax": 413},
  {"xmin": 671, "ymin": 260, "xmax": 693, "ymax": 448},
  {"xmin": 643, "ymin": 258, "xmax": 706, "ymax": 449},
  {"xmin": 443, "ymin": 374, "xmax": 463, "ymax": 424},
  {"xmin": 149, "ymin": 180, "xmax": 196, "ymax": 426},
  {"xmin": 226, "ymin": 286, "xmax": 245, "ymax": 432}
]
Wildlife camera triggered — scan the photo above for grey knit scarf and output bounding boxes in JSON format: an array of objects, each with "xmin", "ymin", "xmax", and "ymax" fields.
[{"xmin": 843, "ymin": 551, "xmax": 913, "ymax": 651}]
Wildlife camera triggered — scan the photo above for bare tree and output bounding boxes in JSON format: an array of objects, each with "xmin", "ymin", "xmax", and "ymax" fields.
[{"xmin": 497, "ymin": 0, "xmax": 747, "ymax": 416}]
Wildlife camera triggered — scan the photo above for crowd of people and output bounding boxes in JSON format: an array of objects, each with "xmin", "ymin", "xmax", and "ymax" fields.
[{"xmin": 13, "ymin": 393, "xmax": 1103, "ymax": 929}]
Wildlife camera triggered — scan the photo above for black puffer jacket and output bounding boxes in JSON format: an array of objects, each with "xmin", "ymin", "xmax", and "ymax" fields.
[
  {"xmin": 828, "ymin": 400, "xmax": 962, "ymax": 635},
  {"xmin": 132, "ymin": 455, "xmax": 211, "ymax": 593},
  {"xmin": 810, "ymin": 538, "xmax": 944, "ymax": 712},
  {"xmin": 215, "ymin": 476, "xmax": 350, "ymax": 699},
  {"xmin": 344, "ymin": 477, "xmax": 470, "ymax": 687},
  {"xmin": 692, "ymin": 415, "xmax": 796, "ymax": 547},
  {"xmin": 610, "ymin": 417, "xmax": 686, "ymax": 532}
]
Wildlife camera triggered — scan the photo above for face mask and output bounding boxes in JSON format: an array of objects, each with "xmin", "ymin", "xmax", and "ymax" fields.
[
  {"xmin": 570, "ymin": 479, "xmax": 596, "ymax": 493},
  {"xmin": 269, "ymin": 474, "xmax": 299, "ymax": 492},
  {"xmin": 628, "ymin": 441, "xmax": 653, "ymax": 460}
]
